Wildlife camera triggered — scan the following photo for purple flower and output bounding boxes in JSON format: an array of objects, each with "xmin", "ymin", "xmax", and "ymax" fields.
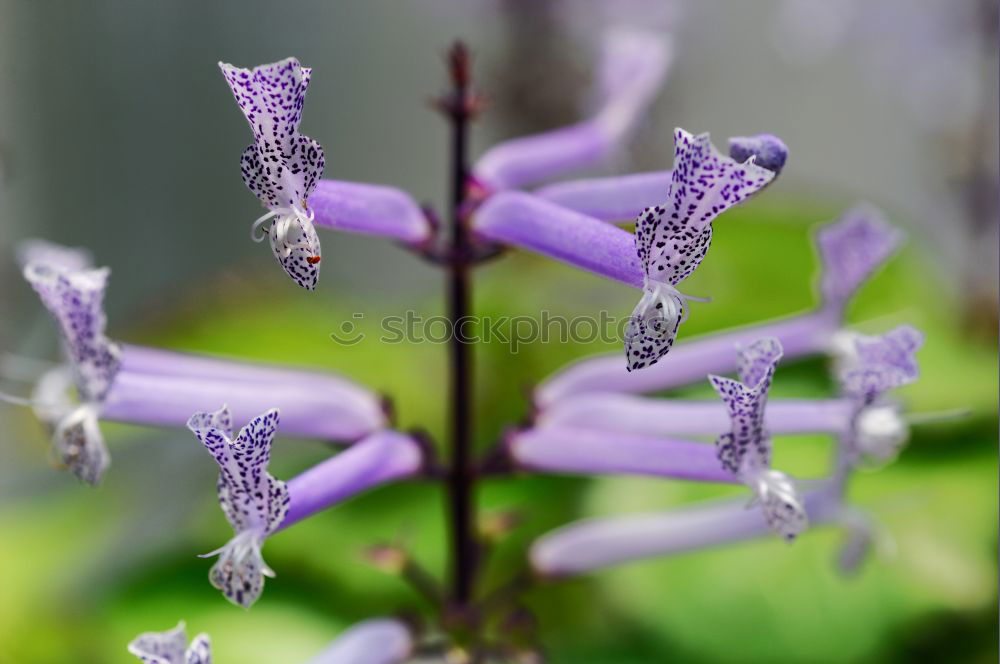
[
  {"xmin": 305, "ymin": 618, "xmax": 413, "ymax": 664},
  {"xmin": 220, "ymin": 58, "xmax": 325, "ymax": 290},
  {"xmin": 474, "ymin": 28, "xmax": 671, "ymax": 191},
  {"xmin": 532, "ymin": 133, "xmax": 786, "ymax": 222},
  {"xmin": 709, "ymin": 338, "xmax": 807, "ymax": 540},
  {"xmin": 188, "ymin": 406, "xmax": 289, "ymax": 608},
  {"xmin": 11, "ymin": 244, "xmax": 388, "ymax": 484},
  {"xmin": 834, "ymin": 324, "xmax": 924, "ymax": 460},
  {"xmin": 19, "ymin": 254, "xmax": 120, "ymax": 484},
  {"xmin": 534, "ymin": 205, "xmax": 901, "ymax": 405},
  {"xmin": 626, "ymin": 129, "xmax": 776, "ymax": 371},
  {"xmin": 128, "ymin": 622, "xmax": 211, "ymax": 664}
]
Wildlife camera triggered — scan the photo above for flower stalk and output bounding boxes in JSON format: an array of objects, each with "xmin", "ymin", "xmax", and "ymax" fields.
[{"xmin": 442, "ymin": 41, "xmax": 478, "ymax": 608}]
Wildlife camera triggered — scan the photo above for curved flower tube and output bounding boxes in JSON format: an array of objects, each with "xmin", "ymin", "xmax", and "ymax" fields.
[
  {"xmin": 102, "ymin": 368, "xmax": 385, "ymax": 442},
  {"xmin": 220, "ymin": 57, "xmax": 325, "ymax": 290},
  {"xmin": 474, "ymin": 28, "xmax": 672, "ymax": 191},
  {"xmin": 308, "ymin": 179, "xmax": 432, "ymax": 245},
  {"xmin": 533, "ymin": 170, "xmax": 672, "ymax": 222},
  {"xmin": 537, "ymin": 393, "xmax": 857, "ymax": 437},
  {"xmin": 304, "ymin": 618, "xmax": 413, "ymax": 664},
  {"xmin": 534, "ymin": 204, "xmax": 903, "ymax": 405},
  {"xmin": 473, "ymin": 191, "xmax": 644, "ymax": 286},
  {"xmin": 507, "ymin": 426, "xmax": 737, "ymax": 484},
  {"xmin": 280, "ymin": 429, "xmax": 423, "ymax": 529},
  {"xmin": 531, "ymin": 135, "xmax": 787, "ymax": 222},
  {"xmin": 530, "ymin": 486, "xmax": 843, "ymax": 578},
  {"xmin": 128, "ymin": 622, "xmax": 211, "ymax": 664}
]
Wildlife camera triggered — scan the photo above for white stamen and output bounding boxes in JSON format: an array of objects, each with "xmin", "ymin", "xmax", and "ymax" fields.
[
  {"xmin": 250, "ymin": 209, "xmax": 280, "ymax": 243},
  {"xmin": 258, "ymin": 206, "xmax": 318, "ymax": 257},
  {"xmin": 645, "ymin": 278, "xmax": 711, "ymax": 324},
  {"xmin": 0, "ymin": 390, "xmax": 35, "ymax": 408}
]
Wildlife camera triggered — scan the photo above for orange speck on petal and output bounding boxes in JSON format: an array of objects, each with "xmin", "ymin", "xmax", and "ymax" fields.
[{"xmin": 306, "ymin": 256, "xmax": 321, "ymax": 265}]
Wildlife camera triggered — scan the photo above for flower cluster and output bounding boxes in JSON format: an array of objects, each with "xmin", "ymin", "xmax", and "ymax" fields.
[{"xmin": 3, "ymin": 25, "xmax": 933, "ymax": 662}]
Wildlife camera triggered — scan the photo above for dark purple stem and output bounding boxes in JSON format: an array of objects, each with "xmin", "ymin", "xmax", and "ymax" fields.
[{"xmin": 445, "ymin": 41, "xmax": 477, "ymax": 607}]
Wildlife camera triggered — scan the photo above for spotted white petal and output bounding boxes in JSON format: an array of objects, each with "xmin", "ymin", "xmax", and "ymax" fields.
[
  {"xmin": 624, "ymin": 280, "xmax": 694, "ymax": 371},
  {"xmin": 22, "ymin": 262, "xmax": 121, "ymax": 402},
  {"xmin": 268, "ymin": 211, "xmax": 321, "ymax": 291},
  {"xmin": 188, "ymin": 406, "xmax": 288, "ymax": 608},
  {"xmin": 627, "ymin": 129, "xmax": 775, "ymax": 370},
  {"xmin": 185, "ymin": 633, "xmax": 212, "ymax": 664},
  {"xmin": 202, "ymin": 529, "xmax": 273, "ymax": 609},
  {"xmin": 128, "ymin": 622, "xmax": 188, "ymax": 664},
  {"xmin": 708, "ymin": 338, "xmax": 783, "ymax": 474},
  {"xmin": 128, "ymin": 622, "xmax": 212, "ymax": 664},
  {"xmin": 52, "ymin": 404, "xmax": 108, "ymax": 486},
  {"xmin": 747, "ymin": 469, "xmax": 808, "ymax": 541}
]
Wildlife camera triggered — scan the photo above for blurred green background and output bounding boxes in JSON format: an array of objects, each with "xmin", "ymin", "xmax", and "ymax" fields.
[{"xmin": 0, "ymin": 1, "xmax": 997, "ymax": 662}]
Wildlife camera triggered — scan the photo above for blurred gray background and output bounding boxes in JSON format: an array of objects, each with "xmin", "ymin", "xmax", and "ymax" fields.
[{"xmin": 0, "ymin": 0, "xmax": 996, "ymax": 339}]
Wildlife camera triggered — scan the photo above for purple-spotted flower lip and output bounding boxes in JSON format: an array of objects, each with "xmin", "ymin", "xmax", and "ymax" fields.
[
  {"xmin": 709, "ymin": 337, "xmax": 808, "ymax": 541},
  {"xmin": 816, "ymin": 204, "xmax": 903, "ymax": 313},
  {"xmin": 626, "ymin": 128, "xmax": 777, "ymax": 372},
  {"xmin": 188, "ymin": 405, "xmax": 289, "ymax": 609},
  {"xmin": 220, "ymin": 57, "xmax": 325, "ymax": 290},
  {"xmin": 128, "ymin": 621, "xmax": 211, "ymax": 664},
  {"xmin": 14, "ymin": 243, "xmax": 120, "ymax": 485},
  {"xmin": 832, "ymin": 324, "xmax": 924, "ymax": 461}
]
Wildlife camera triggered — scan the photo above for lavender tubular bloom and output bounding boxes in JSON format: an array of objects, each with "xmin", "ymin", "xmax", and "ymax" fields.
[
  {"xmin": 531, "ymin": 135, "xmax": 787, "ymax": 222},
  {"xmin": 533, "ymin": 170, "xmax": 672, "ymax": 222},
  {"xmin": 507, "ymin": 426, "xmax": 737, "ymax": 484},
  {"xmin": 473, "ymin": 191, "xmax": 644, "ymax": 286},
  {"xmin": 308, "ymin": 179, "xmax": 431, "ymax": 244},
  {"xmin": 474, "ymin": 28, "xmax": 671, "ymax": 190},
  {"xmin": 103, "ymin": 367, "xmax": 384, "ymax": 442},
  {"xmin": 189, "ymin": 406, "xmax": 289, "ymax": 608},
  {"xmin": 709, "ymin": 338, "xmax": 808, "ymax": 540},
  {"xmin": 535, "ymin": 205, "xmax": 901, "ymax": 403},
  {"xmin": 530, "ymin": 488, "xmax": 841, "ymax": 577},
  {"xmin": 220, "ymin": 57, "xmax": 325, "ymax": 290},
  {"xmin": 536, "ymin": 311, "xmax": 836, "ymax": 407},
  {"xmin": 538, "ymin": 393, "xmax": 856, "ymax": 437},
  {"xmin": 305, "ymin": 618, "xmax": 413, "ymax": 664},
  {"xmin": 280, "ymin": 430, "xmax": 423, "ymax": 529}
]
